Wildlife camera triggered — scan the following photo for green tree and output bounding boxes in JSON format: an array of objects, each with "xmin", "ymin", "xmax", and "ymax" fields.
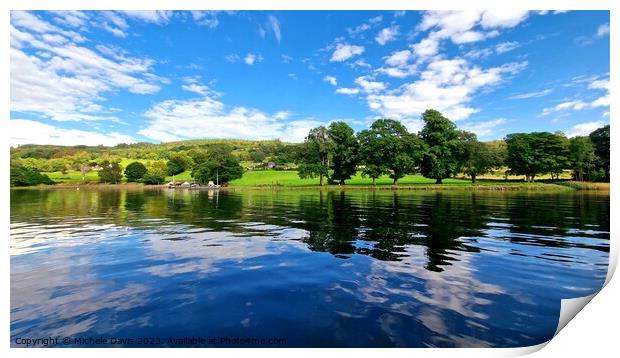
[
  {"xmin": 357, "ymin": 128, "xmax": 387, "ymax": 185},
  {"xmin": 167, "ymin": 153, "xmax": 193, "ymax": 176},
  {"xmin": 419, "ymin": 109, "xmax": 463, "ymax": 184},
  {"xmin": 297, "ymin": 126, "xmax": 332, "ymax": 186},
  {"xmin": 143, "ymin": 160, "xmax": 168, "ymax": 184},
  {"xmin": 358, "ymin": 119, "xmax": 425, "ymax": 185},
  {"xmin": 589, "ymin": 125, "xmax": 610, "ymax": 181},
  {"xmin": 328, "ymin": 121, "xmax": 359, "ymax": 184},
  {"xmin": 10, "ymin": 162, "xmax": 54, "ymax": 186},
  {"xmin": 191, "ymin": 153, "xmax": 244, "ymax": 185},
  {"xmin": 569, "ymin": 136, "xmax": 596, "ymax": 181},
  {"xmin": 505, "ymin": 132, "xmax": 569, "ymax": 182},
  {"xmin": 124, "ymin": 161, "xmax": 148, "ymax": 182},
  {"xmin": 98, "ymin": 160, "xmax": 123, "ymax": 184},
  {"xmin": 461, "ymin": 134, "xmax": 503, "ymax": 183}
]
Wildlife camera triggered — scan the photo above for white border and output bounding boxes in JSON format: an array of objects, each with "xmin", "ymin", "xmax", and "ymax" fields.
[{"xmin": 3, "ymin": 1, "xmax": 617, "ymax": 357}]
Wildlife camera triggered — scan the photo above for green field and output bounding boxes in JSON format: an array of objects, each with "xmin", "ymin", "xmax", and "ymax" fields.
[
  {"xmin": 41, "ymin": 166, "xmax": 572, "ymax": 189},
  {"xmin": 229, "ymin": 170, "xmax": 533, "ymax": 187}
]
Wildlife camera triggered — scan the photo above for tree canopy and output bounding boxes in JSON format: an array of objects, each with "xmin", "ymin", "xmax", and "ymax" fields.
[
  {"xmin": 191, "ymin": 151, "xmax": 243, "ymax": 185},
  {"xmin": 297, "ymin": 126, "xmax": 332, "ymax": 186},
  {"xmin": 589, "ymin": 125, "xmax": 610, "ymax": 181},
  {"xmin": 419, "ymin": 109, "xmax": 463, "ymax": 184},
  {"xmin": 328, "ymin": 121, "xmax": 359, "ymax": 184},
  {"xmin": 98, "ymin": 160, "xmax": 123, "ymax": 184},
  {"xmin": 505, "ymin": 132, "xmax": 570, "ymax": 182},
  {"xmin": 124, "ymin": 161, "xmax": 147, "ymax": 182}
]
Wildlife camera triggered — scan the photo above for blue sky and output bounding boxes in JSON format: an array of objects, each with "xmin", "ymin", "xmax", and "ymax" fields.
[{"xmin": 10, "ymin": 10, "xmax": 610, "ymax": 146}]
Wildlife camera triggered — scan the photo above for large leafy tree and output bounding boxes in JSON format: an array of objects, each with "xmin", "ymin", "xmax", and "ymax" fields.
[
  {"xmin": 505, "ymin": 132, "xmax": 570, "ymax": 182},
  {"xmin": 460, "ymin": 133, "xmax": 503, "ymax": 183},
  {"xmin": 167, "ymin": 153, "xmax": 193, "ymax": 176},
  {"xmin": 143, "ymin": 161, "xmax": 168, "ymax": 184},
  {"xmin": 191, "ymin": 151, "xmax": 243, "ymax": 185},
  {"xmin": 569, "ymin": 136, "xmax": 596, "ymax": 181},
  {"xmin": 358, "ymin": 119, "xmax": 425, "ymax": 185},
  {"xmin": 98, "ymin": 160, "xmax": 123, "ymax": 184},
  {"xmin": 10, "ymin": 162, "xmax": 54, "ymax": 186},
  {"xmin": 328, "ymin": 121, "xmax": 359, "ymax": 184},
  {"xmin": 297, "ymin": 126, "xmax": 332, "ymax": 186},
  {"xmin": 419, "ymin": 109, "xmax": 463, "ymax": 184},
  {"xmin": 589, "ymin": 125, "xmax": 610, "ymax": 181},
  {"xmin": 124, "ymin": 161, "xmax": 147, "ymax": 182}
]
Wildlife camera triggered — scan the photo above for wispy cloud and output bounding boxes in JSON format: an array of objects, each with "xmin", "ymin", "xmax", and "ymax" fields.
[
  {"xmin": 509, "ymin": 89, "xmax": 552, "ymax": 99},
  {"xmin": 330, "ymin": 43, "xmax": 365, "ymax": 62},
  {"xmin": 565, "ymin": 121, "xmax": 607, "ymax": 138},
  {"xmin": 268, "ymin": 15, "xmax": 281, "ymax": 43},
  {"xmin": 323, "ymin": 75, "xmax": 337, "ymax": 86},
  {"xmin": 244, "ymin": 53, "xmax": 263, "ymax": 65},
  {"xmin": 375, "ymin": 25, "xmax": 399, "ymax": 45}
]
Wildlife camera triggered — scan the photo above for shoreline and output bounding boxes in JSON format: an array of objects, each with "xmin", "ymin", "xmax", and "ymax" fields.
[{"xmin": 10, "ymin": 181, "xmax": 610, "ymax": 192}]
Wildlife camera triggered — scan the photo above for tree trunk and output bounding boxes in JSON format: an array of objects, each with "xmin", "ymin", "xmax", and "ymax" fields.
[
  {"xmin": 393, "ymin": 178, "xmax": 398, "ymax": 185},
  {"xmin": 436, "ymin": 178, "xmax": 443, "ymax": 184},
  {"xmin": 372, "ymin": 177, "xmax": 376, "ymax": 186},
  {"xmin": 319, "ymin": 174, "xmax": 324, "ymax": 186},
  {"xmin": 339, "ymin": 179, "xmax": 345, "ymax": 185},
  {"xmin": 471, "ymin": 175, "xmax": 476, "ymax": 183}
]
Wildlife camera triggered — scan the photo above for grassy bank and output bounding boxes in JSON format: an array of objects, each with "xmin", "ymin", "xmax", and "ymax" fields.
[{"xmin": 32, "ymin": 169, "xmax": 605, "ymax": 192}]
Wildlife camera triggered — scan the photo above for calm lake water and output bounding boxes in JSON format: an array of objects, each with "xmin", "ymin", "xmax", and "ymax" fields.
[{"xmin": 10, "ymin": 188, "xmax": 609, "ymax": 348}]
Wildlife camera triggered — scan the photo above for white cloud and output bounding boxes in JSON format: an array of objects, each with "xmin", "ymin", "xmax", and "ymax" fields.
[
  {"xmin": 346, "ymin": 15, "xmax": 383, "ymax": 38},
  {"xmin": 480, "ymin": 10, "xmax": 530, "ymax": 28},
  {"xmin": 139, "ymin": 95, "xmax": 324, "ymax": 143},
  {"xmin": 323, "ymin": 75, "xmax": 337, "ymax": 86},
  {"xmin": 11, "ymin": 10, "xmax": 85, "ymax": 42},
  {"xmin": 495, "ymin": 41, "xmax": 519, "ymax": 54},
  {"xmin": 542, "ymin": 77, "xmax": 610, "ymax": 115},
  {"xmin": 354, "ymin": 76, "xmax": 387, "ymax": 94},
  {"xmin": 102, "ymin": 24, "xmax": 127, "ymax": 38},
  {"xmin": 244, "ymin": 53, "xmax": 263, "ymax": 65},
  {"xmin": 384, "ymin": 49, "xmax": 412, "ymax": 67},
  {"xmin": 119, "ymin": 10, "xmax": 173, "ymax": 25},
  {"xmin": 461, "ymin": 118, "xmax": 508, "ymax": 137},
  {"xmin": 542, "ymin": 100, "xmax": 588, "ymax": 115},
  {"xmin": 50, "ymin": 10, "xmax": 89, "ymax": 28},
  {"xmin": 509, "ymin": 89, "xmax": 552, "ymax": 99},
  {"xmin": 465, "ymin": 47, "xmax": 494, "ymax": 59},
  {"xmin": 191, "ymin": 11, "xmax": 220, "ymax": 28},
  {"xmin": 367, "ymin": 58, "xmax": 528, "ymax": 121},
  {"xmin": 565, "ymin": 121, "xmax": 607, "ymax": 138},
  {"xmin": 181, "ymin": 77, "xmax": 219, "ymax": 97},
  {"xmin": 596, "ymin": 22, "xmax": 610, "ymax": 37},
  {"xmin": 274, "ymin": 111, "xmax": 291, "ymax": 120},
  {"xmin": 591, "ymin": 95, "xmax": 610, "ymax": 108},
  {"xmin": 330, "ymin": 43, "xmax": 365, "ymax": 62},
  {"xmin": 412, "ymin": 10, "xmax": 529, "ymax": 58},
  {"xmin": 589, "ymin": 79, "xmax": 610, "ymax": 91},
  {"xmin": 377, "ymin": 49, "xmax": 417, "ymax": 78},
  {"xmin": 335, "ymin": 88, "xmax": 360, "ymax": 95},
  {"xmin": 10, "ymin": 119, "xmax": 134, "ymax": 146},
  {"xmin": 10, "ymin": 15, "xmax": 164, "ymax": 122},
  {"xmin": 268, "ymin": 15, "xmax": 281, "ymax": 43},
  {"xmin": 375, "ymin": 25, "xmax": 399, "ymax": 45}
]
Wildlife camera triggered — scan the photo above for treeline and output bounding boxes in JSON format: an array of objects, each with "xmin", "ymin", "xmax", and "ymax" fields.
[
  {"xmin": 9, "ymin": 109, "xmax": 609, "ymax": 186},
  {"xmin": 10, "ymin": 139, "xmax": 295, "ymax": 167},
  {"xmin": 296, "ymin": 109, "xmax": 610, "ymax": 185}
]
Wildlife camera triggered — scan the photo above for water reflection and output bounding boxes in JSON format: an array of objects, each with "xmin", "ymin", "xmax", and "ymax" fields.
[{"xmin": 10, "ymin": 188, "xmax": 609, "ymax": 347}]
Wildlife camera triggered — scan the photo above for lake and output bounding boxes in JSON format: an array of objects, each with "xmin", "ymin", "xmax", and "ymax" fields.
[{"xmin": 10, "ymin": 188, "xmax": 609, "ymax": 347}]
